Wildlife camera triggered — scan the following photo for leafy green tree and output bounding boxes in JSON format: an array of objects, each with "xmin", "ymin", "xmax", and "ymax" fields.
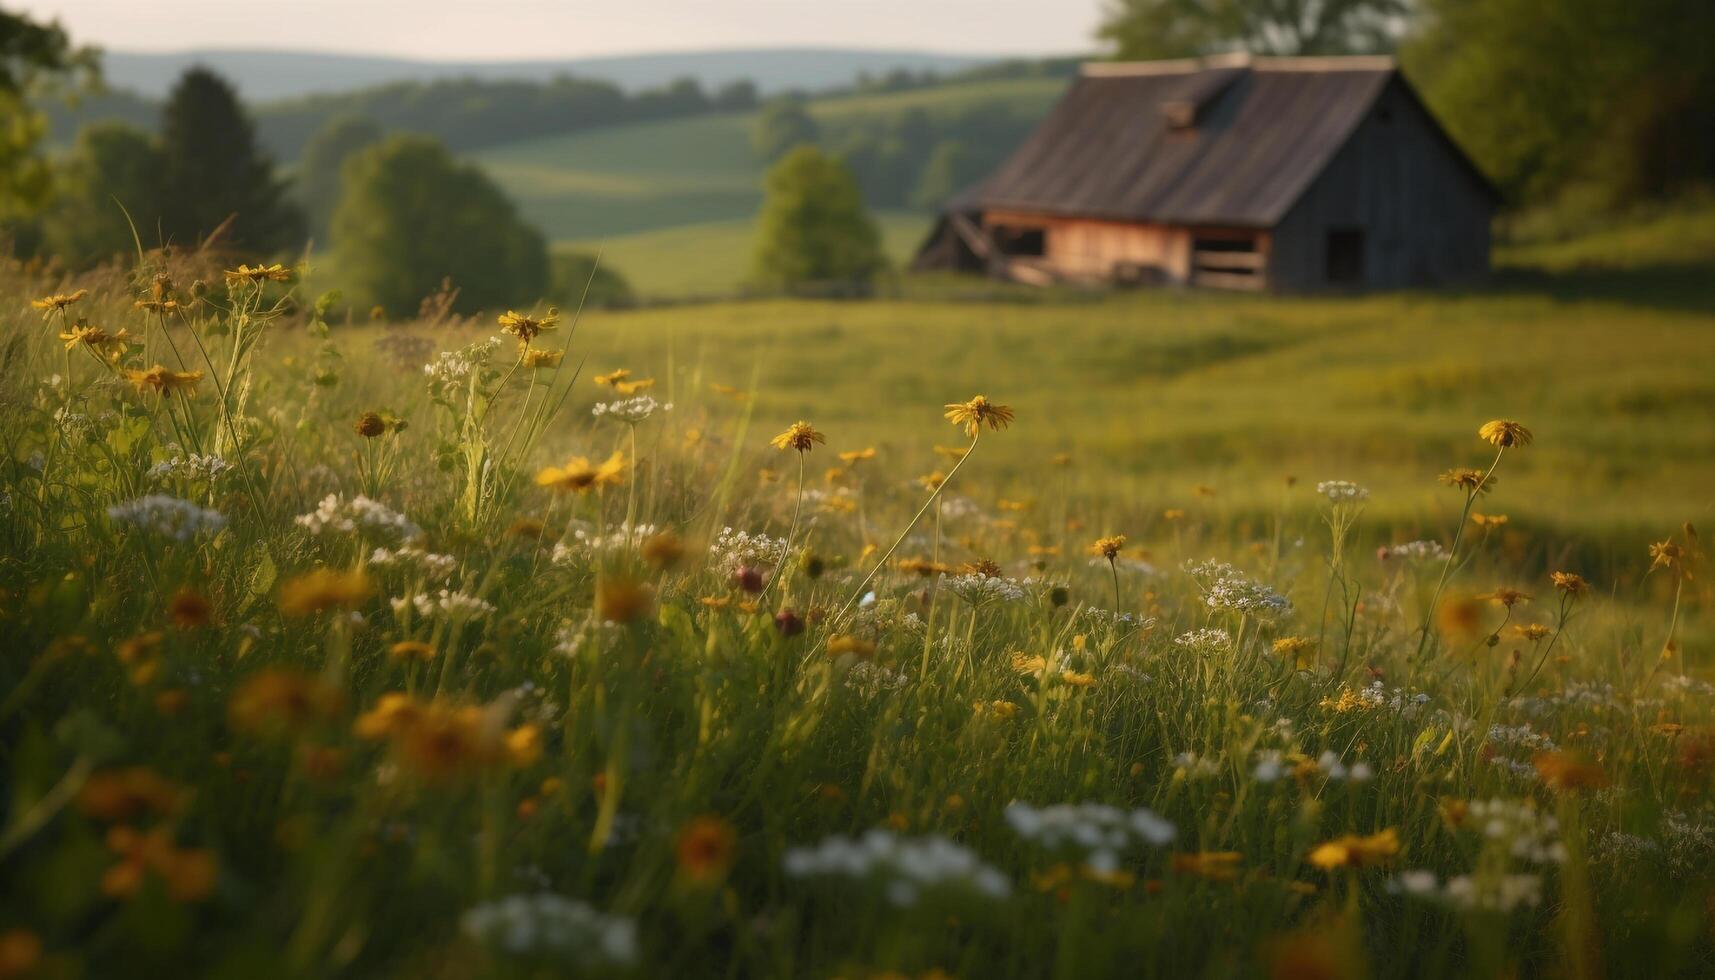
[
  {"xmin": 157, "ymin": 67, "xmax": 304, "ymax": 254},
  {"xmin": 332, "ymin": 134, "xmax": 548, "ymax": 315},
  {"xmin": 1406, "ymin": 0, "xmax": 1715, "ymax": 205},
  {"xmin": 750, "ymin": 96, "xmax": 820, "ymax": 163},
  {"xmin": 1099, "ymin": 0, "xmax": 1407, "ymax": 58},
  {"xmin": 550, "ymin": 251, "xmax": 634, "ymax": 309},
  {"xmin": 298, "ymin": 114, "xmax": 382, "ymax": 243},
  {"xmin": 713, "ymin": 79, "xmax": 759, "ymax": 112},
  {"xmin": 43, "ymin": 122, "xmax": 167, "ymax": 267},
  {"xmin": 1, "ymin": 7, "xmax": 96, "ymax": 224},
  {"xmin": 752, "ymin": 145, "xmax": 884, "ymax": 293},
  {"xmin": 914, "ymin": 139, "xmax": 975, "ymax": 209}
]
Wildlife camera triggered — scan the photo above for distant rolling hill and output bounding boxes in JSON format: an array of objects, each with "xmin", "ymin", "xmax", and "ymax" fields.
[
  {"xmin": 99, "ymin": 47, "xmax": 996, "ymax": 101},
  {"xmin": 469, "ymin": 76, "xmax": 1069, "ymax": 296},
  {"xmin": 473, "ymin": 77, "xmax": 1067, "ymax": 241}
]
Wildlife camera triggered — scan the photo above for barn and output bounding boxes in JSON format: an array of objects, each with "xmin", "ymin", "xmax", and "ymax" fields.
[{"xmin": 912, "ymin": 53, "xmax": 1498, "ymax": 291}]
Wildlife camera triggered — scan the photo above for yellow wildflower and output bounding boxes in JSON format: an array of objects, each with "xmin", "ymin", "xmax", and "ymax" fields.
[
  {"xmin": 224, "ymin": 263, "xmax": 292, "ymax": 287},
  {"xmin": 496, "ymin": 307, "xmax": 559, "ymax": 344},
  {"xmin": 522, "ymin": 348, "xmax": 564, "ymax": 369},
  {"xmin": 124, "ymin": 364, "xmax": 204, "ymax": 395},
  {"xmin": 277, "ymin": 567, "xmax": 375, "ymax": 616},
  {"xmin": 943, "ymin": 395, "xmax": 1014, "ymax": 437},
  {"xmin": 535, "ymin": 451, "xmax": 627, "ymax": 492},
  {"xmin": 1478, "ymin": 419, "xmax": 1532, "ymax": 448},
  {"xmin": 1308, "ymin": 828, "xmax": 1399, "ymax": 870},
  {"xmin": 32, "ymin": 288, "xmax": 89, "ymax": 315},
  {"xmin": 770, "ymin": 421, "xmax": 826, "ymax": 453}
]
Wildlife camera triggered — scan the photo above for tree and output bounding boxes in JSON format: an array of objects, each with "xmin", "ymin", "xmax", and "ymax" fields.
[
  {"xmin": 713, "ymin": 79, "xmax": 759, "ymax": 112},
  {"xmin": 1099, "ymin": 0, "xmax": 1408, "ymax": 58},
  {"xmin": 1, "ymin": 8, "xmax": 96, "ymax": 222},
  {"xmin": 157, "ymin": 67, "xmax": 304, "ymax": 254},
  {"xmin": 914, "ymin": 139, "xmax": 975, "ymax": 209},
  {"xmin": 752, "ymin": 145, "xmax": 884, "ymax": 293},
  {"xmin": 332, "ymin": 134, "xmax": 548, "ymax": 315},
  {"xmin": 297, "ymin": 114, "xmax": 382, "ymax": 243},
  {"xmin": 1405, "ymin": 0, "xmax": 1715, "ymax": 205},
  {"xmin": 550, "ymin": 251, "xmax": 634, "ymax": 309},
  {"xmin": 750, "ymin": 96, "xmax": 820, "ymax": 163},
  {"xmin": 44, "ymin": 123, "xmax": 167, "ymax": 267}
]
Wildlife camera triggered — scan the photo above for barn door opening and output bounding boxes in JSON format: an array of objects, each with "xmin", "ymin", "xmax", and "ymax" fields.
[{"xmin": 1326, "ymin": 228, "xmax": 1365, "ymax": 285}]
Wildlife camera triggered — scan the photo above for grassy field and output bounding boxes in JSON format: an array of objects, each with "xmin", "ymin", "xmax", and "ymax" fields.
[
  {"xmin": 1, "ymin": 209, "xmax": 1712, "ymax": 978},
  {"xmin": 472, "ymin": 76, "xmax": 1064, "ymax": 248},
  {"xmin": 557, "ymin": 212, "xmax": 932, "ymax": 297}
]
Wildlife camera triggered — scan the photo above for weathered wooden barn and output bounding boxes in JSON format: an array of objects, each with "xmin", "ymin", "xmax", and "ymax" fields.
[{"xmin": 913, "ymin": 54, "xmax": 1497, "ymax": 291}]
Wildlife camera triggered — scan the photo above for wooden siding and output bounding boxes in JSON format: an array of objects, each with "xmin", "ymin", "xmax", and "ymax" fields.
[
  {"xmin": 1268, "ymin": 77, "xmax": 1492, "ymax": 290},
  {"xmin": 979, "ymin": 210, "xmax": 1281, "ymax": 288},
  {"xmin": 981, "ymin": 210, "xmax": 1191, "ymax": 283}
]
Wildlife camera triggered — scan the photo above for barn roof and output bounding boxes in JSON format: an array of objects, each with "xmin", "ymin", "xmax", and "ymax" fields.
[{"xmin": 948, "ymin": 54, "xmax": 1439, "ymax": 229}]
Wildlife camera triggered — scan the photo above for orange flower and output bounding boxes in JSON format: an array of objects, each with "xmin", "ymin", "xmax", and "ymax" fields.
[
  {"xmin": 1532, "ymin": 751, "xmax": 1607, "ymax": 792},
  {"xmin": 674, "ymin": 815, "xmax": 738, "ymax": 883}
]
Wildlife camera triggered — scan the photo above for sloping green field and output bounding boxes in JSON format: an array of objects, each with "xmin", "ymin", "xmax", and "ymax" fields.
[
  {"xmin": 558, "ymin": 212, "xmax": 932, "ymax": 297},
  {"xmin": 471, "ymin": 77, "xmax": 1065, "ymax": 248}
]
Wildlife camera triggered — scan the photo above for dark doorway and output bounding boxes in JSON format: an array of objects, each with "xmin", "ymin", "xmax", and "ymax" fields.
[
  {"xmin": 992, "ymin": 225, "xmax": 1046, "ymax": 257},
  {"xmin": 1326, "ymin": 228, "xmax": 1365, "ymax": 285}
]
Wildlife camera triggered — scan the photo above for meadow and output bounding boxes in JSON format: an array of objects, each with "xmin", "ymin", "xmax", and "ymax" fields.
[
  {"xmin": 470, "ymin": 75, "xmax": 1061, "ymax": 297},
  {"xmin": 0, "ymin": 213, "xmax": 1712, "ymax": 980}
]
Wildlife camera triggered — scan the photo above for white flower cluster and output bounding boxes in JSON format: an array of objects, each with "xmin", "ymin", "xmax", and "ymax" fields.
[
  {"xmin": 396, "ymin": 590, "xmax": 495, "ymax": 621},
  {"xmin": 1183, "ymin": 559, "xmax": 1291, "ymax": 617},
  {"xmin": 1174, "ymin": 628, "xmax": 1232, "ymax": 652},
  {"xmin": 937, "ymin": 496, "xmax": 982, "ymax": 521},
  {"xmin": 1172, "ymin": 751, "xmax": 1222, "ymax": 778},
  {"xmin": 1486, "ymin": 724, "xmax": 1556, "ymax": 753},
  {"xmin": 1392, "ymin": 870, "xmax": 1543, "ymax": 914},
  {"xmin": 1253, "ymin": 750, "xmax": 1373, "ymax": 783},
  {"xmin": 592, "ymin": 395, "xmax": 670, "ymax": 423},
  {"xmin": 783, "ymin": 829, "xmax": 1010, "ymax": 907},
  {"xmin": 941, "ymin": 572, "xmax": 1028, "ymax": 606},
  {"xmin": 1353, "ymin": 681, "xmax": 1432, "ymax": 712},
  {"xmin": 844, "ymin": 661, "xmax": 910, "ymax": 694},
  {"xmin": 107, "ymin": 495, "xmax": 226, "ymax": 541},
  {"xmin": 708, "ymin": 526, "xmax": 789, "ymax": 572},
  {"xmin": 1462, "ymin": 798, "xmax": 1567, "ymax": 865},
  {"xmin": 370, "ymin": 545, "xmax": 457, "ymax": 581},
  {"xmin": 148, "ymin": 453, "xmax": 233, "ymax": 484},
  {"xmin": 296, "ymin": 494, "xmax": 422, "ymax": 542},
  {"xmin": 1080, "ymin": 607, "xmax": 1151, "ymax": 629},
  {"xmin": 550, "ymin": 523, "xmax": 659, "ymax": 564},
  {"xmin": 1662, "ymin": 811, "xmax": 1715, "ymax": 878},
  {"xmin": 1385, "ymin": 540, "xmax": 1450, "ymax": 562},
  {"xmin": 1004, "ymin": 802, "xmax": 1175, "ymax": 873},
  {"xmin": 1316, "ymin": 480, "xmax": 1370, "ymax": 503},
  {"xmin": 459, "ymin": 893, "xmax": 637, "ymax": 967},
  {"xmin": 552, "ymin": 619, "xmax": 621, "ymax": 658},
  {"xmin": 423, "ymin": 336, "xmax": 502, "ymax": 399}
]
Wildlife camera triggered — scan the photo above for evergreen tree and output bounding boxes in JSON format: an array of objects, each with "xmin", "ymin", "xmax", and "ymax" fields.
[
  {"xmin": 158, "ymin": 67, "xmax": 303, "ymax": 254},
  {"xmin": 752, "ymin": 145, "xmax": 884, "ymax": 294},
  {"xmin": 332, "ymin": 134, "xmax": 548, "ymax": 315}
]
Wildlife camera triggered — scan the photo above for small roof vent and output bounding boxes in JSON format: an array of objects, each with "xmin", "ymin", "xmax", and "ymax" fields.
[{"xmin": 1161, "ymin": 64, "xmax": 1250, "ymax": 132}]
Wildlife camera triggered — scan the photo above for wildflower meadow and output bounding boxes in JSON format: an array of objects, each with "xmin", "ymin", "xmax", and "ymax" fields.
[{"xmin": 0, "ymin": 249, "xmax": 1712, "ymax": 980}]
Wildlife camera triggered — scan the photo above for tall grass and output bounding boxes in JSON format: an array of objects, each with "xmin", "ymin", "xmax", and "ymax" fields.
[{"xmin": 0, "ymin": 246, "xmax": 1710, "ymax": 979}]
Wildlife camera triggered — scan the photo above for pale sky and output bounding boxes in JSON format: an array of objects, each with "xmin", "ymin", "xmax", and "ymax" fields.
[{"xmin": 16, "ymin": 0, "xmax": 1107, "ymax": 60}]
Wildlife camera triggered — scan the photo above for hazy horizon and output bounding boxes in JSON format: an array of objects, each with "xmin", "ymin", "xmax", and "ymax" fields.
[{"xmin": 13, "ymin": 0, "xmax": 1106, "ymax": 61}]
